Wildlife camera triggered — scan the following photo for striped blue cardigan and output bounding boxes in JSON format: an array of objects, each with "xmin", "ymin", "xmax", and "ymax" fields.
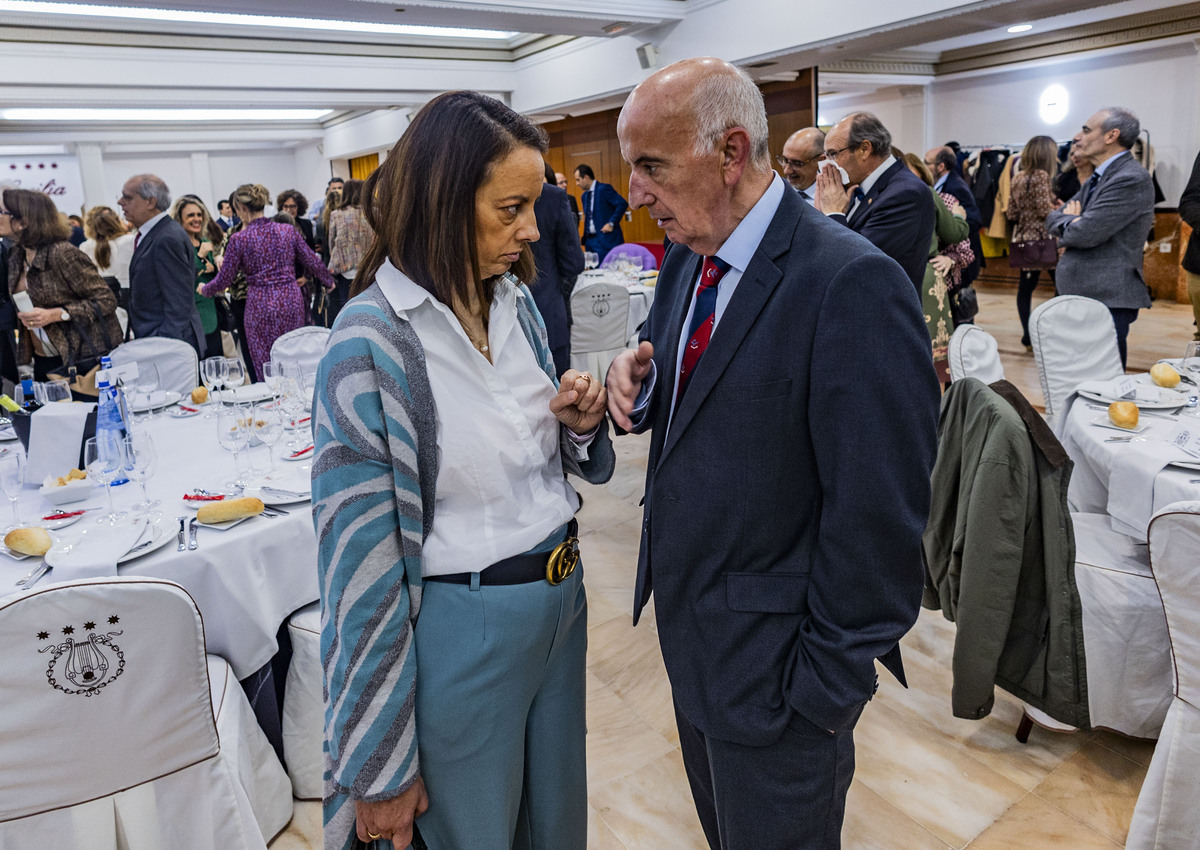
[{"xmin": 311, "ymin": 281, "xmax": 614, "ymax": 848}]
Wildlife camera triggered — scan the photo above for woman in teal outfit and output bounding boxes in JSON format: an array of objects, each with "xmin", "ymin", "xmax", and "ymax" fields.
[
  {"xmin": 311, "ymin": 91, "xmax": 614, "ymax": 850},
  {"xmin": 171, "ymin": 195, "xmax": 224, "ymax": 358}
]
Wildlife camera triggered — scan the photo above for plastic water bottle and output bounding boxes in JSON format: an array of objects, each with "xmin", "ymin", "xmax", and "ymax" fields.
[
  {"xmin": 99, "ymin": 356, "xmax": 133, "ymax": 434},
  {"xmin": 96, "ymin": 379, "xmax": 129, "ymax": 484}
]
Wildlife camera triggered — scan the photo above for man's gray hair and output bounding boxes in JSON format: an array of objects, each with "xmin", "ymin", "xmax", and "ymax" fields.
[
  {"xmin": 846, "ymin": 113, "xmax": 892, "ymax": 158},
  {"xmin": 131, "ymin": 174, "xmax": 171, "ymax": 212},
  {"xmin": 691, "ymin": 65, "xmax": 770, "ymax": 169},
  {"xmin": 1101, "ymin": 107, "xmax": 1140, "ymax": 149}
]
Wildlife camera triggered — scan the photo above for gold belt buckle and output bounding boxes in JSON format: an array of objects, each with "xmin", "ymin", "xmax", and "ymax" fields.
[{"xmin": 546, "ymin": 536, "xmax": 580, "ymax": 585}]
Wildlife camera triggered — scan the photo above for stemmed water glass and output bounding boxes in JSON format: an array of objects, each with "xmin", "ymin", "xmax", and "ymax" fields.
[
  {"xmin": 253, "ymin": 403, "xmax": 284, "ymax": 479},
  {"xmin": 135, "ymin": 362, "xmax": 161, "ymax": 423},
  {"xmin": 0, "ymin": 451, "xmax": 25, "ymax": 530},
  {"xmin": 225, "ymin": 357, "xmax": 246, "ymax": 398},
  {"xmin": 84, "ymin": 434, "xmax": 128, "ymax": 525},
  {"xmin": 123, "ymin": 432, "xmax": 161, "ymax": 518},
  {"xmin": 201, "ymin": 356, "xmax": 226, "ymax": 415},
  {"xmin": 262, "ymin": 360, "xmax": 283, "ymax": 405},
  {"xmin": 629, "ymin": 254, "xmax": 644, "ymax": 277},
  {"xmin": 1180, "ymin": 343, "xmax": 1200, "ymax": 418},
  {"xmin": 217, "ymin": 404, "xmax": 251, "ymax": 490},
  {"xmin": 279, "ymin": 374, "xmax": 307, "ymax": 449}
]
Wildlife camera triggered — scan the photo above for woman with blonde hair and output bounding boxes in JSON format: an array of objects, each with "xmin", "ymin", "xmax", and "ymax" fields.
[
  {"xmin": 79, "ymin": 205, "xmax": 135, "ymax": 309},
  {"xmin": 171, "ymin": 195, "xmax": 225, "ymax": 359},
  {"xmin": 1007, "ymin": 134, "xmax": 1061, "ymax": 349},
  {"xmin": 198, "ymin": 183, "xmax": 333, "ymax": 379}
]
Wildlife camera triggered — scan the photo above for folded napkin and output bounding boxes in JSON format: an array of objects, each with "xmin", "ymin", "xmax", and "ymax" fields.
[
  {"xmin": 1107, "ymin": 441, "xmax": 1192, "ymax": 542},
  {"xmin": 44, "ymin": 518, "xmax": 148, "ymax": 581},
  {"xmin": 26, "ymin": 402, "xmax": 95, "ymax": 484}
]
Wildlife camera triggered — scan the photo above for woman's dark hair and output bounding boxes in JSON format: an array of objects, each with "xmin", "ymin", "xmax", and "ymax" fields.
[
  {"xmin": 355, "ymin": 90, "xmax": 548, "ymax": 302},
  {"xmin": 543, "ymin": 161, "xmax": 556, "ymax": 184},
  {"xmin": 276, "ymin": 189, "xmax": 309, "ymax": 217},
  {"xmin": 1, "ymin": 188, "xmax": 71, "ymax": 248},
  {"xmin": 84, "ymin": 205, "xmax": 126, "ymax": 270},
  {"xmin": 338, "ymin": 179, "xmax": 365, "ymax": 209}
]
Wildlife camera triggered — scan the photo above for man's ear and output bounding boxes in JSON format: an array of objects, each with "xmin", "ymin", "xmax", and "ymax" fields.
[{"xmin": 720, "ymin": 127, "xmax": 752, "ymax": 186}]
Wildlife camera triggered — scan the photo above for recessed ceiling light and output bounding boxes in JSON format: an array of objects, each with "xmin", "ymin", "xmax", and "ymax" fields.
[
  {"xmin": 1007, "ymin": 24, "xmax": 1034, "ymax": 33},
  {"xmin": 0, "ymin": 108, "xmax": 334, "ymax": 121},
  {"xmin": 0, "ymin": 1, "xmax": 515, "ymax": 39}
]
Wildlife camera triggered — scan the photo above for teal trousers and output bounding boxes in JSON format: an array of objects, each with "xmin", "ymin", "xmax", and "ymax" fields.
[{"xmin": 407, "ymin": 566, "xmax": 588, "ymax": 849}]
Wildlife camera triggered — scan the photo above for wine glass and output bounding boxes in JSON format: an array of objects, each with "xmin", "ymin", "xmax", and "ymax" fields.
[
  {"xmin": 123, "ymin": 432, "xmax": 161, "ymax": 518},
  {"xmin": 84, "ymin": 434, "xmax": 127, "ymax": 525},
  {"xmin": 135, "ymin": 362, "xmax": 160, "ymax": 422},
  {"xmin": 279, "ymin": 375, "xmax": 308, "ymax": 449},
  {"xmin": 34, "ymin": 379, "xmax": 72, "ymax": 405},
  {"xmin": 225, "ymin": 357, "xmax": 246, "ymax": 394},
  {"xmin": 1180, "ymin": 343, "xmax": 1200, "ymax": 418},
  {"xmin": 253, "ymin": 403, "xmax": 284, "ymax": 478},
  {"xmin": 216, "ymin": 404, "xmax": 251, "ymax": 490},
  {"xmin": 201, "ymin": 356, "xmax": 224, "ymax": 415},
  {"xmin": 629, "ymin": 255, "xmax": 644, "ymax": 277},
  {"xmin": 0, "ymin": 451, "xmax": 25, "ymax": 530},
  {"xmin": 262, "ymin": 360, "xmax": 283, "ymax": 405}
]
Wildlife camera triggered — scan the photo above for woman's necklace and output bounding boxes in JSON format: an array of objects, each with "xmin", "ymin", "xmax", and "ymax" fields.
[{"xmin": 456, "ymin": 310, "xmax": 489, "ymax": 355}]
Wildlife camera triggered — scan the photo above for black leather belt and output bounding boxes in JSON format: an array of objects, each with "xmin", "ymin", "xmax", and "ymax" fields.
[{"xmin": 425, "ymin": 519, "xmax": 580, "ymax": 586}]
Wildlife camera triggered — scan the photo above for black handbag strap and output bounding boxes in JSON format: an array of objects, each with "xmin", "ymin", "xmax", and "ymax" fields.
[{"xmin": 64, "ymin": 301, "xmax": 114, "ymax": 380}]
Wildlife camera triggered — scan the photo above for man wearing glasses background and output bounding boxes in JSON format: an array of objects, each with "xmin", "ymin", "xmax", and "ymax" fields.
[{"xmin": 777, "ymin": 127, "xmax": 825, "ymax": 205}]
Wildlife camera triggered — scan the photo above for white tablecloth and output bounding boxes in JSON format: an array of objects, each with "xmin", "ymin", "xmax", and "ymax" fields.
[{"xmin": 0, "ymin": 408, "xmax": 318, "ymax": 679}]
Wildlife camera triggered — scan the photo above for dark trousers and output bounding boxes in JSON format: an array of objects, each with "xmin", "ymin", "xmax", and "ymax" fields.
[
  {"xmin": 1110, "ymin": 306, "xmax": 1139, "ymax": 370},
  {"xmin": 1016, "ymin": 268, "xmax": 1057, "ymax": 345},
  {"xmin": 674, "ymin": 698, "xmax": 858, "ymax": 850}
]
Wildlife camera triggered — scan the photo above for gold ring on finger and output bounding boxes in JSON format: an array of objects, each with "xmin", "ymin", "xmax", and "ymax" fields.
[{"xmin": 368, "ymin": 832, "xmax": 382, "ymax": 840}]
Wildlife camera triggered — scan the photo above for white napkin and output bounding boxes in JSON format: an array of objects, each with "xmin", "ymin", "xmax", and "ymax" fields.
[
  {"xmin": 25, "ymin": 402, "xmax": 95, "ymax": 484},
  {"xmin": 44, "ymin": 518, "xmax": 148, "ymax": 581},
  {"xmin": 1107, "ymin": 441, "xmax": 1193, "ymax": 542}
]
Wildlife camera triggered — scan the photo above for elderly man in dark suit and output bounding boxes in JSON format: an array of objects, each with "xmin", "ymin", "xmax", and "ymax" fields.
[
  {"xmin": 533, "ymin": 163, "xmax": 585, "ymax": 376},
  {"xmin": 1046, "ymin": 107, "xmax": 1154, "ymax": 368},
  {"xmin": 118, "ymin": 174, "xmax": 206, "ymax": 356},
  {"xmin": 608, "ymin": 57, "xmax": 938, "ymax": 849},
  {"xmin": 815, "ymin": 112, "xmax": 936, "ymax": 293},
  {"xmin": 575, "ymin": 163, "xmax": 628, "ymax": 262}
]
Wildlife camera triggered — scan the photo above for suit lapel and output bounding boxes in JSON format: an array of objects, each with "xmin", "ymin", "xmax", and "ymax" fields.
[
  {"xmin": 654, "ymin": 251, "xmax": 702, "ymax": 423},
  {"xmin": 847, "ymin": 160, "xmax": 900, "ymax": 229}
]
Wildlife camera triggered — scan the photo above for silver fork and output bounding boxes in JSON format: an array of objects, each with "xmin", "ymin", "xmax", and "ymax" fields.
[
  {"xmin": 18, "ymin": 561, "xmax": 50, "ymax": 589},
  {"xmin": 15, "ymin": 560, "xmax": 46, "ymax": 586}
]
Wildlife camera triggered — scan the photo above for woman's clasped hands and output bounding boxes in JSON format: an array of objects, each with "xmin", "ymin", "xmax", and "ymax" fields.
[{"xmin": 550, "ymin": 369, "xmax": 608, "ymax": 434}]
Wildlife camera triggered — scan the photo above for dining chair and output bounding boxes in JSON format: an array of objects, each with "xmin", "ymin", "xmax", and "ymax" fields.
[
  {"xmin": 569, "ymin": 279, "xmax": 631, "ymax": 382},
  {"xmin": 947, "ymin": 324, "xmax": 1005, "ymax": 384},
  {"xmin": 109, "ymin": 337, "xmax": 200, "ymax": 397},
  {"xmin": 282, "ymin": 600, "xmax": 322, "ymax": 799},
  {"xmin": 269, "ymin": 326, "xmax": 331, "ymax": 378},
  {"xmin": 1029, "ymin": 295, "xmax": 1123, "ymax": 423},
  {"xmin": 0, "ymin": 576, "xmax": 293, "ymax": 848},
  {"xmin": 601, "ymin": 242, "xmax": 658, "ymax": 271},
  {"xmin": 1127, "ymin": 501, "xmax": 1200, "ymax": 850}
]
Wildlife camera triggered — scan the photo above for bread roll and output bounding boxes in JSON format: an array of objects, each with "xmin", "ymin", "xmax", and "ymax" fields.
[
  {"xmin": 5, "ymin": 526, "xmax": 52, "ymax": 557},
  {"xmin": 197, "ymin": 496, "xmax": 264, "ymax": 524},
  {"xmin": 1108, "ymin": 401, "xmax": 1139, "ymax": 430},
  {"xmin": 191, "ymin": 386, "xmax": 209, "ymax": 404},
  {"xmin": 1150, "ymin": 363, "xmax": 1181, "ymax": 388}
]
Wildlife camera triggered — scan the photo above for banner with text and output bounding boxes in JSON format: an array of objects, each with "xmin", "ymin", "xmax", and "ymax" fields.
[{"xmin": 1, "ymin": 156, "xmax": 86, "ymax": 216}]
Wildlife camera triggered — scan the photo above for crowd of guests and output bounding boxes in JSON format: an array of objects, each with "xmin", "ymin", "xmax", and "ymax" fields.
[{"xmin": 0, "ymin": 172, "xmax": 372, "ymax": 392}]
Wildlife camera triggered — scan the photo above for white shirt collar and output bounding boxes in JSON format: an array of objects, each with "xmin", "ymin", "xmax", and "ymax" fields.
[
  {"xmin": 137, "ymin": 210, "xmax": 168, "ymax": 239},
  {"xmin": 933, "ymin": 172, "xmax": 948, "ymax": 192},
  {"xmin": 1094, "ymin": 148, "xmax": 1130, "ymax": 178},
  {"xmin": 713, "ymin": 172, "xmax": 786, "ymax": 272},
  {"xmin": 375, "ymin": 259, "xmax": 524, "ymax": 317},
  {"xmin": 858, "ymin": 155, "xmax": 897, "ymax": 199}
]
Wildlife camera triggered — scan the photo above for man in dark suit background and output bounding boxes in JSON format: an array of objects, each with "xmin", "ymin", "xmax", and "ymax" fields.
[
  {"xmin": 534, "ymin": 163, "xmax": 585, "ymax": 376},
  {"xmin": 574, "ymin": 163, "xmax": 627, "ymax": 262},
  {"xmin": 118, "ymin": 174, "xmax": 206, "ymax": 356},
  {"xmin": 215, "ymin": 199, "xmax": 239, "ymax": 233},
  {"xmin": 608, "ymin": 57, "xmax": 938, "ymax": 849},
  {"xmin": 1046, "ymin": 107, "xmax": 1155, "ymax": 368},
  {"xmin": 927, "ymin": 145, "xmax": 983, "ymax": 288},
  {"xmin": 555, "ymin": 171, "xmax": 580, "ymax": 219},
  {"xmin": 815, "ymin": 112, "xmax": 936, "ymax": 293}
]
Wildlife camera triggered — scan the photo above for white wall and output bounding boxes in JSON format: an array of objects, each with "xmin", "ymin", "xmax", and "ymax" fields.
[{"xmin": 209, "ymin": 149, "xmax": 299, "ymax": 206}]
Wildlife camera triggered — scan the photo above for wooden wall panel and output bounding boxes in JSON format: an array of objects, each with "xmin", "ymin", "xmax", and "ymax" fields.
[{"xmin": 539, "ymin": 69, "xmax": 818, "ymax": 246}]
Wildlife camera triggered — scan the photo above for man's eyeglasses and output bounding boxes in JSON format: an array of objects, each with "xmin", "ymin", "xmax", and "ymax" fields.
[
  {"xmin": 824, "ymin": 146, "xmax": 852, "ymax": 160},
  {"xmin": 776, "ymin": 154, "xmax": 824, "ymax": 170},
  {"xmin": 0, "ymin": 209, "xmax": 12, "ymax": 218}
]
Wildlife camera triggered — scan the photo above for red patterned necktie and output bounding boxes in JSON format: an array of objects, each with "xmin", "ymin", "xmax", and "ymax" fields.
[
  {"xmin": 133, "ymin": 231, "xmax": 141, "ymax": 251},
  {"xmin": 677, "ymin": 256, "xmax": 731, "ymax": 403}
]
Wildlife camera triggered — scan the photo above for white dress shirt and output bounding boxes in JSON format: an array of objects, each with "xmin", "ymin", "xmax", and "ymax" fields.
[
  {"xmin": 842, "ymin": 155, "xmax": 896, "ymax": 220},
  {"xmin": 79, "ymin": 232, "xmax": 136, "ymax": 289},
  {"xmin": 375, "ymin": 261, "xmax": 579, "ymax": 577},
  {"xmin": 136, "ymin": 210, "xmax": 168, "ymax": 244}
]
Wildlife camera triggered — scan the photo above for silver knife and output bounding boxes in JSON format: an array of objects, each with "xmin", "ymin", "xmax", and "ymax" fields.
[
  {"xmin": 176, "ymin": 516, "xmax": 187, "ymax": 551},
  {"xmin": 187, "ymin": 517, "xmax": 199, "ymax": 551},
  {"xmin": 22, "ymin": 561, "xmax": 51, "ymax": 589}
]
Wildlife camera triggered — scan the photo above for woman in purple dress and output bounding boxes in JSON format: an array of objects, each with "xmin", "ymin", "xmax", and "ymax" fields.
[{"xmin": 198, "ymin": 183, "xmax": 334, "ymax": 379}]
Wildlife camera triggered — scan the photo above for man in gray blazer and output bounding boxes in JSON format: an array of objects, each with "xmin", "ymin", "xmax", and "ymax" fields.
[
  {"xmin": 1046, "ymin": 107, "xmax": 1154, "ymax": 368},
  {"xmin": 118, "ymin": 174, "xmax": 206, "ymax": 356},
  {"xmin": 608, "ymin": 57, "xmax": 939, "ymax": 849}
]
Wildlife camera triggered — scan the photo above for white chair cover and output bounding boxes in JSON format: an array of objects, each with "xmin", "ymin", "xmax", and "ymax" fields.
[
  {"xmin": 569, "ymin": 280, "xmax": 630, "ymax": 381},
  {"xmin": 282, "ymin": 601, "xmax": 322, "ymax": 800},
  {"xmin": 108, "ymin": 337, "xmax": 199, "ymax": 397},
  {"xmin": 948, "ymin": 324, "xmax": 1005, "ymax": 384},
  {"xmin": 0, "ymin": 577, "xmax": 291, "ymax": 848},
  {"xmin": 1128, "ymin": 502, "xmax": 1200, "ymax": 850},
  {"xmin": 1030, "ymin": 295, "xmax": 1124, "ymax": 422},
  {"xmin": 1072, "ymin": 512, "xmax": 1172, "ymax": 738},
  {"xmin": 269, "ymin": 327, "xmax": 330, "ymax": 377}
]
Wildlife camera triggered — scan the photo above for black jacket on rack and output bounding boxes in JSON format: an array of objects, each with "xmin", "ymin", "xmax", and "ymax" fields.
[{"xmin": 970, "ymin": 149, "xmax": 1010, "ymax": 227}]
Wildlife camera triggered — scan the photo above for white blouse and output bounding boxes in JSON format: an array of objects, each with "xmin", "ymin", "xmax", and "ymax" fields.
[
  {"xmin": 79, "ymin": 233, "xmax": 136, "ymax": 289},
  {"xmin": 375, "ymin": 261, "xmax": 579, "ymax": 577}
]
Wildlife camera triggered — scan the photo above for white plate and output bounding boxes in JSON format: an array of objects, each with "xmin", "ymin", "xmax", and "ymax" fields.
[
  {"xmin": 168, "ymin": 405, "xmax": 201, "ymax": 419},
  {"xmin": 0, "ymin": 425, "xmax": 17, "ymax": 442},
  {"xmin": 196, "ymin": 513, "xmax": 254, "ymax": 531},
  {"xmin": 33, "ymin": 512, "xmax": 87, "ymax": 531},
  {"xmin": 282, "ymin": 445, "xmax": 313, "ymax": 461},
  {"xmin": 224, "ymin": 384, "xmax": 273, "ymax": 403},
  {"xmin": 284, "ymin": 415, "xmax": 312, "ymax": 431},
  {"xmin": 1078, "ymin": 389, "xmax": 1188, "ymax": 410},
  {"xmin": 118, "ymin": 520, "xmax": 174, "ymax": 564},
  {"xmin": 1090, "ymin": 415, "xmax": 1152, "ymax": 434},
  {"xmin": 182, "ymin": 495, "xmax": 232, "ymax": 511},
  {"xmin": 256, "ymin": 486, "xmax": 311, "ymax": 507},
  {"xmin": 128, "ymin": 390, "xmax": 182, "ymax": 413}
]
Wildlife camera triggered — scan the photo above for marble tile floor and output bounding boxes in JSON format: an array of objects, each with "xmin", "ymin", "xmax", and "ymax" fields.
[{"xmin": 269, "ymin": 280, "xmax": 1193, "ymax": 849}]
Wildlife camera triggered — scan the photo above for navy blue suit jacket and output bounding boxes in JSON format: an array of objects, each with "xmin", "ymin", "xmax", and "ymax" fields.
[
  {"xmin": 940, "ymin": 169, "xmax": 982, "ymax": 232},
  {"xmin": 835, "ymin": 160, "xmax": 936, "ymax": 292},
  {"xmin": 628, "ymin": 186, "xmax": 939, "ymax": 744},
  {"xmin": 529, "ymin": 184, "xmax": 584, "ymax": 364},
  {"xmin": 581, "ymin": 181, "xmax": 627, "ymax": 260},
  {"xmin": 128, "ymin": 216, "xmax": 206, "ymax": 356}
]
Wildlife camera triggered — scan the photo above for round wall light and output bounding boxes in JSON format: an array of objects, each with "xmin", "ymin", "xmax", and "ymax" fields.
[{"xmin": 1039, "ymin": 84, "xmax": 1069, "ymax": 125}]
